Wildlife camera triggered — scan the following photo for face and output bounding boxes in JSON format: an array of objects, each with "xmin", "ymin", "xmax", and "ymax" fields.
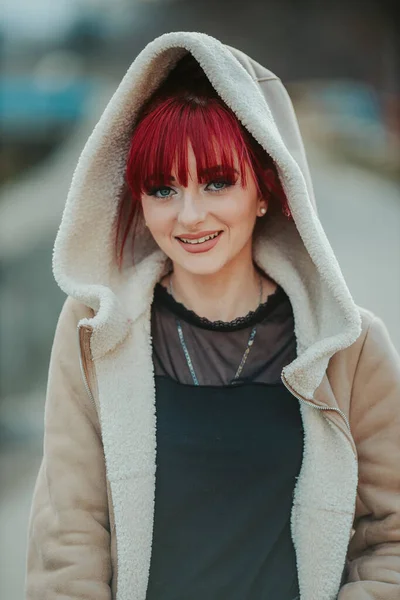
[{"xmin": 141, "ymin": 143, "xmax": 267, "ymax": 276}]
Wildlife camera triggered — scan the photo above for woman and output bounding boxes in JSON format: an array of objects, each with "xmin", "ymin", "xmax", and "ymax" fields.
[{"xmin": 26, "ymin": 32, "xmax": 400, "ymax": 600}]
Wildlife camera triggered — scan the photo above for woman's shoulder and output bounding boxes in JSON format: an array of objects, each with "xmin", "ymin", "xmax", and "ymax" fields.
[
  {"xmin": 357, "ymin": 304, "xmax": 377, "ymax": 330},
  {"xmin": 49, "ymin": 297, "xmax": 96, "ymax": 357},
  {"xmin": 354, "ymin": 305, "xmax": 397, "ymax": 361},
  {"xmin": 328, "ymin": 304, "xmax": 399, "ymax": 400},
  {"xmin": 59, "ymin": 295, "xmax": 95, "ymax": 326},
  {"xmin": 355, "ymin": 305, "xmax": 400, "ymax": 370},
  {"xmin": 330, "ymin": 305, "xmax": 394, "ymax": 366}
]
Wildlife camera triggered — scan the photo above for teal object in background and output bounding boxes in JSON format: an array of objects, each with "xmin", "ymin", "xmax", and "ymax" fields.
[{"xmin": 1, "ymin": 75, "xmax": 96, "ymax": 133}]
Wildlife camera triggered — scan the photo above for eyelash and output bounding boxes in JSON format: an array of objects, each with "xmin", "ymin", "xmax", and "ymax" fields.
[{"xmin": 146, "ymin": 178, "xmax": 236, "ymax": 199}]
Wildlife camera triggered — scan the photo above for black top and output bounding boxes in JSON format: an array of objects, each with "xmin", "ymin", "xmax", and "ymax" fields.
[
  {"xmin": 146, "ymin": 281, "xmax": 303, "ymax": 600},
  {"xmin": 151, "ymin": 281, "xmax": 297, "ymax": 386}
]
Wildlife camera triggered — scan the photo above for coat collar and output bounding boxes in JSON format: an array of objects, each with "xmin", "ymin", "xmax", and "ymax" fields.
[{"xmin": 85, "ymin": 239, "xmax": 361, "ymax": 409}]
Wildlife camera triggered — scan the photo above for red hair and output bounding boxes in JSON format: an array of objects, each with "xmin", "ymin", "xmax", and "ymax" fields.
[{"xmin": 116, "ymin": 58, "xmax": 291, "ymax": 268}]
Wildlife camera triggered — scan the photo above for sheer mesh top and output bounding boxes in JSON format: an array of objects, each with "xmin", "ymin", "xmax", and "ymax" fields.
[{"xmin": 151, "ymin": 280, "xmax": 297, "ymax": 386}]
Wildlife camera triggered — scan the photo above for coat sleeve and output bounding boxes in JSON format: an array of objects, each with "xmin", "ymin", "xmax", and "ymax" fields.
[
  {"xmin": 25, "ymin": 297, "xmax": 112, "ymax": 599},
  {"xmin": 338, "ymin": 315, "xmax": 400, "ymax": 599}
]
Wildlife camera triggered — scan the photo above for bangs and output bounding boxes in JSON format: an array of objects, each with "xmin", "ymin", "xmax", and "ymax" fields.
[{"xmin": 126, "ymin": 96, "xmax": 256, "ymax": 199}]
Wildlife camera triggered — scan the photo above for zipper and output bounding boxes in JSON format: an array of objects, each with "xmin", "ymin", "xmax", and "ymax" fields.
[
  {"xmin": 281, "ymin": 372, "xmax": 351, "ymax": 433},
  {"xmin": 77, "ymin": 325, "xmax": 97, "ymax": 410}
]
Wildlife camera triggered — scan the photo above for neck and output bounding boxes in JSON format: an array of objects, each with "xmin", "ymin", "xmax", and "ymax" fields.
[{"xmin": 167, "ymin": 257, "xmax": 273, "ymax": 323}]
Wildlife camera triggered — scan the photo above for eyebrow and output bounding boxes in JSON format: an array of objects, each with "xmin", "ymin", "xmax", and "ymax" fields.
[{"xmin": 147, "ymin": 165, "xmax": 239, "ymax": 182}]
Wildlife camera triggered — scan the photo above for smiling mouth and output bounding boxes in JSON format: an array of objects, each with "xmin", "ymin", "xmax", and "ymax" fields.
[{"xmin": 176, "ymin": 231, "xmax": 222, "ymax": 245}]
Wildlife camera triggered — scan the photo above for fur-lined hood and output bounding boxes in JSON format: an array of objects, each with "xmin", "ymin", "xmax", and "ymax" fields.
[{"xmin": 52, "ymin": 30, "xmax": 362, "ymax": 400}]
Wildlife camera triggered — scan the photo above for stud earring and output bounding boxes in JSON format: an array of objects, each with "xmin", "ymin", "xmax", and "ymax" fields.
[{"xmin": 260, "ymin": 207, "xmax": 267, "ymax": 215}]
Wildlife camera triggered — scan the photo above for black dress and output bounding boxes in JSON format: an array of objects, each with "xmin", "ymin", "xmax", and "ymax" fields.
[{"xmin": 146, "ymin": 282, "xmax": 303, "ymax": 600}]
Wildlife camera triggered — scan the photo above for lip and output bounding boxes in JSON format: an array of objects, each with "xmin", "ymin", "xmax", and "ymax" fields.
[
  {"xmin": 175, "ymin": 230, "xmax": 221, "ymax": 240},
  {"xmin": 176, "ymin": 231, "xmax": 223, "ymax": 254}
]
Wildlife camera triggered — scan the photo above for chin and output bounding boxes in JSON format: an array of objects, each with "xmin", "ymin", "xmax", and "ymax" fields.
[{"xmin": 172, "ymin": 253, "xmax": 229, "ymax": 276}]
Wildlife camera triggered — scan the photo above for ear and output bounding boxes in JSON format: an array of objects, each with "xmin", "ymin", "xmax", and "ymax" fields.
[
  {"xmin": 257, "ymin": 168, "xmax": 277, "ymax": 216},
  {"xmin": 257, "ymin": 199, "xmax": 268, "ymax": 217}
]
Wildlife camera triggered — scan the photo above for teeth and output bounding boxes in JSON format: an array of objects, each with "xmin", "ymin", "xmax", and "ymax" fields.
[{"xmin": 179, "ymin": 232, "xmax": 220, "ymax": 244}]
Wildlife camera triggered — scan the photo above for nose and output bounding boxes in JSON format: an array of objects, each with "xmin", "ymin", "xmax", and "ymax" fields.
[{"xmin": 177, "ymin": 191, "xmax": 207, "ymax": 229}]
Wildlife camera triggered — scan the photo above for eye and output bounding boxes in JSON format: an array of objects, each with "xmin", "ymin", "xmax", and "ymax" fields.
[
  {"xmin": 148, "ymin": 186, "xmax": 175, "ymax": 199},
  {"xmin": 206, "ymin": 179, "xmax": 232, "ymax": 192}
]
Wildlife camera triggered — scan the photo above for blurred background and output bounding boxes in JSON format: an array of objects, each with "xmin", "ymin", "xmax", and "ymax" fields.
[{"xmin": 1, "ymin": 0, "xmax": 399, "ymax": 597}]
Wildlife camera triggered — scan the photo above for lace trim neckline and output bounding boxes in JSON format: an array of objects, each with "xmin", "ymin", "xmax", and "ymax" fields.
[{"xmin": 153, "ymin": 282, "xmax": 287, "ymax": 332}]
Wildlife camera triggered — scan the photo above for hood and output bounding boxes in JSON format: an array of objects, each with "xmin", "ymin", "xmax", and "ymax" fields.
[{"xmin": 52, "ymin": 31, "xmax": 362, "ymax": 399}]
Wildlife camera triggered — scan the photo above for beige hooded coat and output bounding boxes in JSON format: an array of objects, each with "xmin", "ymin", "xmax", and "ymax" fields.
[{"xmin": 26, "ymin": 32, "xmax": 400, "ymax": 600}]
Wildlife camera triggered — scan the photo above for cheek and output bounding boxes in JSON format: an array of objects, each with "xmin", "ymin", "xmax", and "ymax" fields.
[
  {"xmin": 224, "ymin": 191, "xmax": 258, "ymax": 229},
  {"xmin": 142, "ymin": 201, "xmax": 174, "ymax": 237}
]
